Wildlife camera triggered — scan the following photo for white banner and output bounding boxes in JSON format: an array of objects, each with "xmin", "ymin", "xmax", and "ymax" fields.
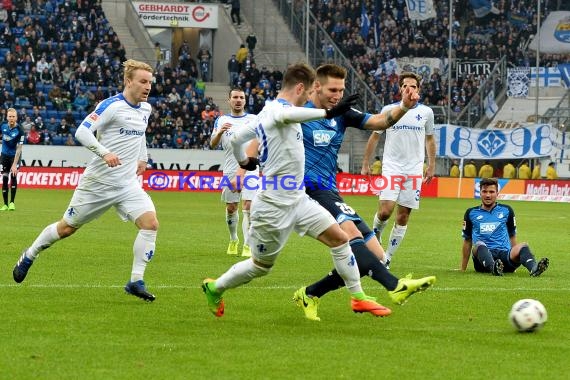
[
  {"xmin": 528, "ymin": 11, "xmax": 570, "ymax": 54},
  {"xmin": 434, "ymin": 124, "xmax": 554, "ymax": 159},
  {"xmin": 132, "ymin": 2, "xmax": 219, "ymax": 28},
  {"xmin": 405, "ymin": 0, "xmax": 436, "ymax": 21}
]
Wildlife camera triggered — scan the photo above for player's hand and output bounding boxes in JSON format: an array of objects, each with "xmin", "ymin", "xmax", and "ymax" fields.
[
  {"xmin": 361, "ymin": 165, "xmax": 370, "ymax": 176},
  {"xmin": 230, "ymin": 176, "xmax": 242, "ymax": 193},
  {"xmin": 219, "ymin": 123, "xmax": 232, "ymax": 134},
  {"xmin": 103, "ymin": 152, "xmax": 121, "ymax": 167},
  {"xmin": 325, "ymin": 94, "xmax": 360, "ymax": 119},
  {"xmin": 401, "ymin": 86, "xmax": 419, "ymax": 110},
  {"xmin": 136, "ymin": 160, "xmax": 147, "ymax": 176},
  {"xmin": 239, "ymin": 157, "xmax": 259, "ymax": 171},
  {"xmin": 423, "ymin": 165, "xmax": 435, "ymax": 184},
  {"xmin": 10, "ymin": 166, "xmax": 18, "ymax": 176}
]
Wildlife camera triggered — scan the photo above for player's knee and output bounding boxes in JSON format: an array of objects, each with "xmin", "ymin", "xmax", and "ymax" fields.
[
  {"xmin": 136, "ymin": 212, "xmax": 159, "ymax": 231},
  {"xmin": 57, "ymin": 221, "xmax": 78, "ymax": 238},
  {"xmin": 226, "ymin": 203, "xmax": 238, "ymax": 214}
]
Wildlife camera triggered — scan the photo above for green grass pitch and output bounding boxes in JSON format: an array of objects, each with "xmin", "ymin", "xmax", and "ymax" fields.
[{"xmin": 1, "ymin": 189, "xmax": 569, "ymax": 379}]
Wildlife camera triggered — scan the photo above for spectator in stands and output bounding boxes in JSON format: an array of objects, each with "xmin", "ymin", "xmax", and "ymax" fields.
[
  {"xmin": 246, "ymin": 29, "xmax": 257, "ymax": 57},
  {"xmin": 502, "ymin": 161, "xmax": 516, "ymax": 179},
  {"xmin": 56, "ymin": 118, "xmax": 70, "ymax": 136},
  {"xmin": 546, "ymin": 162, "xmax": 558, "ymax": 180},
  {"xmin": 62, "ymin": 109, "xmax": 76, "ymax": 127},
  {"xmin": 227, "ymin": 54, "xmax": 239, "ymax": 87},
  {"xmin": 478, "ymin": 161, "xmax": 494, "ymax": 178},
  {"xmin": 230, "ymin": 0, "xmax": 241, "ymax": 27},
  {"xmin": 48, "ymin": 84, "xmax": 65, "ymax": 110},
  {"xmin": 64, "ymin": 133, "xmax": 76, "ymax": 146},
  {"xmin": 531, "ymin": 162, "xmax": 541, "ymax": 179},
  {"xmin": 198, "ymin": 46, "xmax": 212, "ymax": 82},
  {"xmin": 449, "ymin": 159, "xmax": 460, "ymax": 177},
  {"xmin": 13, "ymin": 81, "xmax": 28, "ymax": 104},
  {"xmin": 236, "ymin": 44, "xmax": 248, "ymax": 72},
  {"xmin": 517, "ymin": 161, "xmax": 531, "ymax": 179},
  {"xmin": 26, "ymin": 124, "xmax": 41, "ymax": 145},
  {"xmin": 370, "ymin": 156, "xmax": 382, "ymax": 175},
  {"xmin": 463, "ymin": 159, "xmax": 477, "ymax": 178},
  {"xmin": 73, "ymin": 89, "xmax": 89, "ymax": 112}
]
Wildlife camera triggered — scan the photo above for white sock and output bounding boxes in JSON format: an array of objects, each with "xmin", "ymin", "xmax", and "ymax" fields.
[
  {"xmin": 373, "ymin": 213, "xmax": 388, "ymax": 241},
  {"xmin": 330, "ymin": 242, "xmax": 362, "ymax": 294},
  {"xmin": 131, "ymin": 229, "xmax": 157, "ymax": 282},
  {"xmin": 215, "ymin": 259, "xmax": 270, "ymax": 291},
  {"xmin": 241, "ymin": 210, "xmax": 250, "ymax": 246},
  {"xmin": 386, "ymin": 224, "xmax": 407, "ymax": 261},
  {"xmin": 28, "ymin": 222, "xmax": 61, "ymax": 259},
  {"xmin": 226, "ymin": 209, "xmax": 239, "ymax": 241}
]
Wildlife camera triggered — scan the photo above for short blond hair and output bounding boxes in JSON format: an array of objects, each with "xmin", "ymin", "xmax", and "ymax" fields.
[{"xmin": 122, "ymin": 59, "xmax": 153, "ymax": 83}]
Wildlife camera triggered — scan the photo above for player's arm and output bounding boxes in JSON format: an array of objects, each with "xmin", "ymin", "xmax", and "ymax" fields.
[
  {"xmin": 75, "ymin": 110, "xmax": 120, "ymax": 167},
  {"xmin": 361, "ymin": 132, "xmax": 381, "ymax": 175},
  {"xmin": 136, "ymin": 134, "xmax": 148, "ymax": 176},
  {"xmin": 506, "ymin": 205, "xmax": 517, "ymax": 247},
  {"xmin": 10, "ymin": 128, "xmax": 25, "ymax": 174},
  {"xmin": 460, "ymin": 209, "xmax": 474, "ymax": 271},
  {"xmin": 363, "ymin": 86, "xmax": 419, "ymax": 131},
  {"xmin": 277, "ymin": 94, "xmax": 359, "ymax": 124},
  {"xmin": 231, "ymin": 122, "xmax": 258, "ymax": 168},
  {"xmin": 461, "ymin": 239, "xmax": 472, "ymax": 271},
  {"xmin": 424, "ymin": 134, "xmax": 436, "ymax": 183},
  {"xmin": 210, "ymin": 118, "xmax": 230, "ymax": 149}
]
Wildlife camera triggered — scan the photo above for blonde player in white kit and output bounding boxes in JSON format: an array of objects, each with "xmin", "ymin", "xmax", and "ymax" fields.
[
  {"xmin": 202, "ymin": 63, "xmax": 391, "ymax": 318},
  {"xmin": 210, "ymin": 88, "xmax": 258, "ymax": 257},
  {"xmin": 12, "ymin": 60, "xmax": 159, "ymax": 302},
  {"xmin": 361, "ymin": 72, "xmax": 436, "ymax": 268}
]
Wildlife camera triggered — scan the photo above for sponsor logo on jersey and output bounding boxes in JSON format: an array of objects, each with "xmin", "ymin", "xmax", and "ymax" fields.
[
  {"xmin": 479, "ymin": 222, "xmax": 499, "ymax": 233},
  {"xmin": 313, "ymin": 130, "xmax": 335, "ymax": 146},
  {"xmin": 88, "ymin": 113, "xmax": 99, "ymax": 122},
  {"xmin": 119, "ymin": 128, "xmax": 144, "ymax": 136}
]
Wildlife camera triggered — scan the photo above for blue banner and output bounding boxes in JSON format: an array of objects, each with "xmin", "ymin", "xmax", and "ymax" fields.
[{"xmin": 434, "ymin": 124, "xmax": 554, "ymax": 159}]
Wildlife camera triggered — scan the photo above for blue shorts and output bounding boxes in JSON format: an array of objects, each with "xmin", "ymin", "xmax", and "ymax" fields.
[{"xmin": 472, "ymin": 248, "xmax": 520, "ymax": 273}]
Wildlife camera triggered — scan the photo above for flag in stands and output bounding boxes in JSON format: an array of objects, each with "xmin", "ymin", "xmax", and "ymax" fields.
[
  {"xmin": 530, "ymin": 67, "xmax": 563, "ymax": 88},
  {"xmin": 507, "ymin": 68, "xmax": 530, "ymax": 98},
  {"xmin": 405, "ymin": 0, "xmax": 436, "ymax": 21},
  {"xmin": 559, "ymin": 64, "xmax": 570, "ymax": 88},
  {"xmin": 360, "ymin": 2, "xmax": 370, "ymax": 39},
  {"xmin": 468, "ymin": 0, "xmax": 499, "ymax": 18},
  {"xmin": 528, "ymin": 11, "xmax": 570, "ymax": 54}
]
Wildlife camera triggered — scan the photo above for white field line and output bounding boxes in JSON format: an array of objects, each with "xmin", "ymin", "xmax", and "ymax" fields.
[{"xmin": 0, "ymin": 283, "xmax": 569, "ymax": 291}]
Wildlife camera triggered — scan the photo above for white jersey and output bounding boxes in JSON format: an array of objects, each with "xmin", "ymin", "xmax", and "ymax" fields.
[
  {"xmin": 379, "ymin": 102, "xmax": 434, "ymax": 175},
  {"xmin": 78, "ymin": 93, "xmax": 150, "ymax": 187},
  {"xmin": 212, "ymin": 113, "xmax": 258, "ymax": 178},
  {"xmin": 255, "ymin": 99, "xmax": 306, "ymax": 206}
]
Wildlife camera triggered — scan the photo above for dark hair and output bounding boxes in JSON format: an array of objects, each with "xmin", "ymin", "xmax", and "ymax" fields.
[
  {"xmin": 399, "ymin": 71, "xmax": 422, "ymax": 88},
  {"xmin": 282, "ymin": 62, "xmax": 316, "ymax": 90},
  {"xmin": 228, "ymin": 87, "xmax": 244, "ymax": 97},
  {"xmin": 316, "ymin": 64, "xmax": 347, "ymax": 82},
  {"xmin": 480, "ymin": 178, "xmax": 498, "ymax": 189}
]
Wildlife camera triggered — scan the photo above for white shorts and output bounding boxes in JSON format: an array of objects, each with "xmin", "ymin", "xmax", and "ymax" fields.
[
  {"xmin": 63, "ymin": 179, "xmax": 156, "ymax": 227},
  {"xmin": 378, "ymin": 173, "xmax": 422, "ymax": 209},
  {"xmin": 248, "ymin": 193, "xmax": 336, "ymax": 266},
  {"xmin": 221, "ymin": 173, "xmax": 258, "ymax": 203}
]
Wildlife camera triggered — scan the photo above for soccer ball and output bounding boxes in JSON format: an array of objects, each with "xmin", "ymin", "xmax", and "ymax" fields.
[{"xmin": 509, "ymin": 299, "xmax": 547, "ymax": 332}]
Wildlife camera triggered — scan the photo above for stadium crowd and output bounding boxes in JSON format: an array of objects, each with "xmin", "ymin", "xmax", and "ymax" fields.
[{"xmin": 1, "ymin": 0, "xmax": 569, "ymax": 150}]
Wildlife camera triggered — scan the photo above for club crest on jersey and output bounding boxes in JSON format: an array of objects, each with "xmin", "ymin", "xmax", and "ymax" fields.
[{"xmin": 313, "ymin": 130, "xmax": 335, "ymax": 146}]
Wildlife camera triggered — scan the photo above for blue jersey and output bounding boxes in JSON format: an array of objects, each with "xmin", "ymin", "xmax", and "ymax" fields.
[
  {"xmin": 302, "ymin": 101, "xmax": 370, "ymax": 191},
  {"xmin": 1, "ymin": 123, "xmax": 25, "ymax": 157},
  {"xmin": 462, "ymin": 203, "xmax": 516, "ymax": 252}
]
